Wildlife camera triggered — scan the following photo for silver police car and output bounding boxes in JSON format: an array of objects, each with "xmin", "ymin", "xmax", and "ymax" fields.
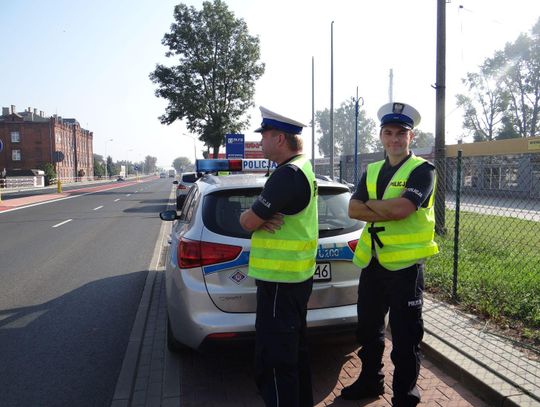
[{"xmin": 159, "ymin": 159, "xmax": 364, "ymax": 351}]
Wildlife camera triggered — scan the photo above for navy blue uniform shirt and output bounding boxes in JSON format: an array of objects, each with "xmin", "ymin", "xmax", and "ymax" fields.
[
  {"xmin": 352, "ymin": 154, "xmax": 435, "ymax": 209},
  {"xmin": 250, "ymin": 155, "xmax": 311, "ymax": 220}
]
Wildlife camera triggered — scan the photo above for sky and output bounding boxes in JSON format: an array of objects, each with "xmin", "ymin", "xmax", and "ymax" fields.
[{"xmin": 1, "ymin": 0, "xmax": 539, "ymax": 169}]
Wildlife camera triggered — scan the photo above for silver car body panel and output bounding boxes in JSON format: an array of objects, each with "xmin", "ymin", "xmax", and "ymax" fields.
[{"xmin": 165, "ymin": 173, "xmax": 364, "ymax": 349}]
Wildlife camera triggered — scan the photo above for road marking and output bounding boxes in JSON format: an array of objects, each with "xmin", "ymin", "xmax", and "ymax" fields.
[
  {"xmin": 114, "ymin": 198, "xmax": 120, "ymax": 202},
  {"xmin": 126, "ymin": 194, "xmax": 131, "ymax": 197},
  {"xmin": 52, "ymin": 219, "xmax": 72, "ymax": 228},
  {"xmin": 93, "ymin": 205, "xmax": 103, "ymax": 210}
]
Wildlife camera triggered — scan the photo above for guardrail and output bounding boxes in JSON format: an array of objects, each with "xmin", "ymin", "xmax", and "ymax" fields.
[{"xmin": 0, "ymin": 177, "xmax": 44, "ymax": 190}]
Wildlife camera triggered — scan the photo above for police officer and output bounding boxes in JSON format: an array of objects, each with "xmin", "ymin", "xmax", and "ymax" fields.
[
  {"xmin": 240, "ymin": 106, "xmax": 318, "ymax": 407},
  {"xmin": 341, "ymin": 102, "xmax": 438, "ymax": 406}
]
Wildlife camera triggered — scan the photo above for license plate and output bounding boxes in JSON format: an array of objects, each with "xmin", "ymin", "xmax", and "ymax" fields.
[{"xmin": 314, "ymin": 263, "xmax": 331, "ymax": 282}]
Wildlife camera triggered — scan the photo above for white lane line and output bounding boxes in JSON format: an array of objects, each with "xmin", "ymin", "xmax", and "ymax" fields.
[
  {"xmin": 126, "ymin": 194, "xmax": 131, "ymax": 197},
  {"xmin": 52, "ymin": 219, "xmax": 72, "ymax": 228},
  {"xmin": 93, "ymin": 205, "xmax": 104, "ymax": 211},
  {"xmin": 114, "ymin": 198, "xmax": 120, "ymax": 202}
]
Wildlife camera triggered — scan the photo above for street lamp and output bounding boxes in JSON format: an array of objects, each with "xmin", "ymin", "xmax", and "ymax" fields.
[{"xmin": 104, "ymin": 138, "xmax": 113, "ymax": 179}]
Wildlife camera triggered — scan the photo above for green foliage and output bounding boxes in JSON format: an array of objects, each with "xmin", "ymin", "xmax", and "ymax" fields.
[
  {"xmin": 93, "ymin": 154, "xmax": 105, "ymax": 177},
  {"xmin": 38, "ymin": 162, "xmax": 56, "ymax": 186},
  {"xmin": 150, "ymin": 0, "xmax": 265, "ymax": 158},
  {"xmin": 172, "ymin": 156, "xmax": 192, "ymax": 173},
  {"xmin": 316, "ymin": 97, "xmax": 378, "ymax": 157},
  {"xmin": 144, "ymin": 156, "xmax": 158, "ymax": 174},
  {"xmin": 426, "ymin": 210, "xmax": 540, "ymax": 343},
  {"xmin": 106, "ymin": 156, "xmax": 116, "ymax": 177},
  {"xmin": 455, "ymin": 69, "xmax": 508, "ymax": 141},
  {"xmin": 410, "ymin": 129, "xmax": 435, "ymax": 149},
  {"xmin": 456, "ymin": 17, "xmax": 540, "ymax": 140}
]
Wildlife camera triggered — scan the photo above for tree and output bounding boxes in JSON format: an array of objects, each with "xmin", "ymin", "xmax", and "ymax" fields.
[
  {"xmin": 172, "ymin": 156, "xmax": 192, "ymax": 173},
  {"xmin": 455, "ymin": 68, "xmax": 507, "ymax": 142},
  {"xmin": 106, "ymin": 156, "xmax": 117, "ymax": 177},
  {"xmin": 93, "ymin": 154, "xmax": 105, "ymax": 177},
  {"xmin": 38, "ymin": 162, "xmax": 56, "ymax": 186},
  {"xmin": 144, "ymin": 155, "xmax": 158, "ymax": 174},
  {"xmin": 316, "ymin": 97, "xmax": 378, "ymax": 157},
  {"xmin": 457, "ymin": 17, "xmax": 540, "ymax": 141},
  {"xmin": 489, "ymin": 22, "xmax": 540, "ymax": 138},
  {"xmin": 150, "ymin": 0, "xmax": 265, "ymax": 158},
  {"xmin": 410, "ymin": 129, "xmax": 435, "ymax": 149}
]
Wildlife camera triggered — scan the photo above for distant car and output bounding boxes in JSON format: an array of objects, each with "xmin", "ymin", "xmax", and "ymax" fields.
[
  {"xmin": 168, "ymin": 169, "xmax": 176, "ymax": 178},
  {"xmin": 116, "ymin": 176, "xmax": 125, "ymax": 182},
  {"xmin": 159, "ymin": 161, "xmax": 365, "ymax": 351},
  {"xmin": 160, "ymin": 172, "xmax": 166, "ymax": 178},
  {"xmin": 173, "ymin": 172, "xmax": 197, "ymax": 209}
]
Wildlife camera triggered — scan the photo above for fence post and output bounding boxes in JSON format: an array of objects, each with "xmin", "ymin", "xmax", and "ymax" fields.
[{"xmin": 452, "ymin": 150, "xmax": 462, "ymax": 300}]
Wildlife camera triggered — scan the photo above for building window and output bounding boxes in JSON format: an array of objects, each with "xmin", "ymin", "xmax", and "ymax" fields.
[
  {"xmin": 11, "ymin": 131, "xmax": 20, "ymax": 143},
  {"xmin": 12, "ymin": 149, "xmax": 21, "ymax": 161}
]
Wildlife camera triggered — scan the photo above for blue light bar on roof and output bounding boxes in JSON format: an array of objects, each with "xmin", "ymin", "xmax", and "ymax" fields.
[
  {"xmin": 195, "ymin": 159, "xmax": 277, "ymax": 173},
  {"xmin": 196, "ymin": 159, "xmax": 243, "ymax": 172}
]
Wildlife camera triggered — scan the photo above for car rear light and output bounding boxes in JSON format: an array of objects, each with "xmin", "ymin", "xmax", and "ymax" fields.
[
  {"xmin": 178, "ymin": 238, "xmax": 242, "ymax": 269},
  {"xmin": 177, "ymin": 184, "xmax": 188, "ymax": 190},
  {"xmin": 347, "ymin": 239, "xmax": 358, "ymax": 252}
]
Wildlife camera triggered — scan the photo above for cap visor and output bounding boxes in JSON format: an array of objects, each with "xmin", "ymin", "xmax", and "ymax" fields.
[{"xmin": 381, "ymin": 121, "xmax": 412, "ymax": 130}]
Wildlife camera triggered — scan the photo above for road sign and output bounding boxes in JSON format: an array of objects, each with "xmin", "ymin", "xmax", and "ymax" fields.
[
  {"xmin": 225, "ymin": 134, "xmax": 244, "ymax": 158},
  {"xmin": 53, "ymin": 151, "xmax": 65, "ymax": 162}
]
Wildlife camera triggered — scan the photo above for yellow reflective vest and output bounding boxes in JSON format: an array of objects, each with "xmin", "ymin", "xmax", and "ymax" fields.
[
  {"xmin": 353, "ymin": 155, "xmax": 438, "ymax": 271},
  {"xmin": 248, "ymin": 155, "xmax": 318, "ymax": 282}
]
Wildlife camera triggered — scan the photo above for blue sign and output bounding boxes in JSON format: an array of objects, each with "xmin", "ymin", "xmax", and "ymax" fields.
[{"xmin": 225, "ymin": 134, "xmax": 244, "ymax": 158}]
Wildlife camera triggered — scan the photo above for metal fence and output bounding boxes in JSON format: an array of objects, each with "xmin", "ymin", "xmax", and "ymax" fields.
[
  {"xmin": 337, "ymin": 151, "xmax": 540, "ymax": 351},
  {"xmin": 428, "ymin": 152, "xmax": 540, "ymax": 348}
]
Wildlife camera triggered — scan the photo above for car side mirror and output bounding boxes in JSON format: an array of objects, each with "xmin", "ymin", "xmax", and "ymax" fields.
[
  {"xmin": 183, "ymin": 174, "xmax": 197, "ymax": 183},
  {"xmin": 160, "ymin": 210, "xmax": 179, "ymax": 221},
  {"xmin": 173, "ymin": 180, "xmax": 179, "ymax": 184}
]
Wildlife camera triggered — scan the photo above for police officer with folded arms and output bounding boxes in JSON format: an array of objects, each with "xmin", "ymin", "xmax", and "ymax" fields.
[
  {"xmin": 240, "ymin": 106, "xmax": 318, "ymax": 407},
  {"xmin": 342, "ymin": 102, "xmax": 438, "ymax": 406}
]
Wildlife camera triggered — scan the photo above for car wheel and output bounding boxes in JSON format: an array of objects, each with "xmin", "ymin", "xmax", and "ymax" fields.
[{"xmin": 167, "ymin": 314, "xmax": 188, "ymax": 353}]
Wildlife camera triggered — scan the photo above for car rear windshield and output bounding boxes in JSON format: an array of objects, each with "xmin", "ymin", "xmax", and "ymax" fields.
[{"xmin": 202, "ymin": 187, "xmax": 363, "ymax": 239}]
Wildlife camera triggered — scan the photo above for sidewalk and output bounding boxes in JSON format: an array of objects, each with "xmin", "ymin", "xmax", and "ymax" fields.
[{"xmin": 110, "ymin": 245, "xmax": 540, "ymax": 407}]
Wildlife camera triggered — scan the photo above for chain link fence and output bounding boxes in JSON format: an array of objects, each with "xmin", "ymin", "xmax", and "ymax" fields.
[
  {"xmin": 336, "ymin": 149, "xmax": 540, "ymax": 350},
  {"xmin": 428, "ymin": 152, "xmax": 540, "ymax": 347}
]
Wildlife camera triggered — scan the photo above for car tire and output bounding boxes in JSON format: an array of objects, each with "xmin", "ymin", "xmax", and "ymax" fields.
[{"xmin": 167, "ymin": 314, "xmax": 188, "ymax": 353}]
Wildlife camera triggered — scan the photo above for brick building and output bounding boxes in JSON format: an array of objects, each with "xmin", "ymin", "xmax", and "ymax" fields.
[{"xmin": 0, "ymin": 105, "xmax": 93, "ymax": 180}]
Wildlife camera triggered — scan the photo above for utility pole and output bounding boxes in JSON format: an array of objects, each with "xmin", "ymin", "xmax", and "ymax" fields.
[
  {"xmin": 329, "ymin": 21, "xmax": 334, "ymax": 180},
  {"xmin": 435, "ymin": 0, "xmax": 447, "ymax": 235},
  {"xmin": 388, "ymin": 69, "xmax": 394, "ymax": 102},
  {"xmin": 312, "ymin": 56, "xmax": 315, "ymax": 172}
]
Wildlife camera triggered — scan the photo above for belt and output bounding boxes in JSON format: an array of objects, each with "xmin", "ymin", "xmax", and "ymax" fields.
[{"xmin": 368, "ymin": 225, "xmax": 385, "ymax": 249}]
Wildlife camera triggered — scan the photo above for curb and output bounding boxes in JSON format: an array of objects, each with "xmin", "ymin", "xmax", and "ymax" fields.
[
  {"xmin": 111, "ymin": 205, "xmax": 172, "ymax": 407},
  {"xmin": 421, "ymin": 331, "xmax": 538, "ymax": 407}
]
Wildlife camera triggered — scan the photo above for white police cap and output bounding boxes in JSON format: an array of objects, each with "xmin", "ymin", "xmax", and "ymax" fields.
[
  {"xmin": 254, "ymin": 106, "xmax": 307, "ymax": 135},
  {"xmin": 377, "ymin": 102, "xmax": 421, "ymax": 130}
]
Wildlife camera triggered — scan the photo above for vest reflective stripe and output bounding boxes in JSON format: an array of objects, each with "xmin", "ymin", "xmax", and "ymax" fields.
[
  {"xmin": 251, "ymin": 237, "xmax": 318, "ymax": 251},
  {"xmin": 353, "ymin": 155, "xmax": 438, "ymax": 271},
  {"xmin": 248, "ymin": 155, "xmax": 318, "ymax": 282}
]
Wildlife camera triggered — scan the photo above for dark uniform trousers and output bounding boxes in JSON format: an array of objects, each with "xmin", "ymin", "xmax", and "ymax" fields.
[
  {"xmin": 255, "ymin": 278, "xmax": 314, "ymax": 407},
  {"xmin": 356, "ymin": 258, "xmax": 424, "ymax": 406}
]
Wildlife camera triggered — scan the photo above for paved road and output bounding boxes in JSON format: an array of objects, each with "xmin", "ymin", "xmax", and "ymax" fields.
[{"xmin": 0, "ymin": 178, "xmax": 172, "ymax": 407}]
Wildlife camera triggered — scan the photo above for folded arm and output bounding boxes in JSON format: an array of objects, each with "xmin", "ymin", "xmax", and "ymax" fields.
[
  {"xmin": 240, "ymin": 209, "xmax": 284, "ymax": 233},
  {"xmin": 349, "ymin": 197, "xmax": 416, "ymax": 222}
]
